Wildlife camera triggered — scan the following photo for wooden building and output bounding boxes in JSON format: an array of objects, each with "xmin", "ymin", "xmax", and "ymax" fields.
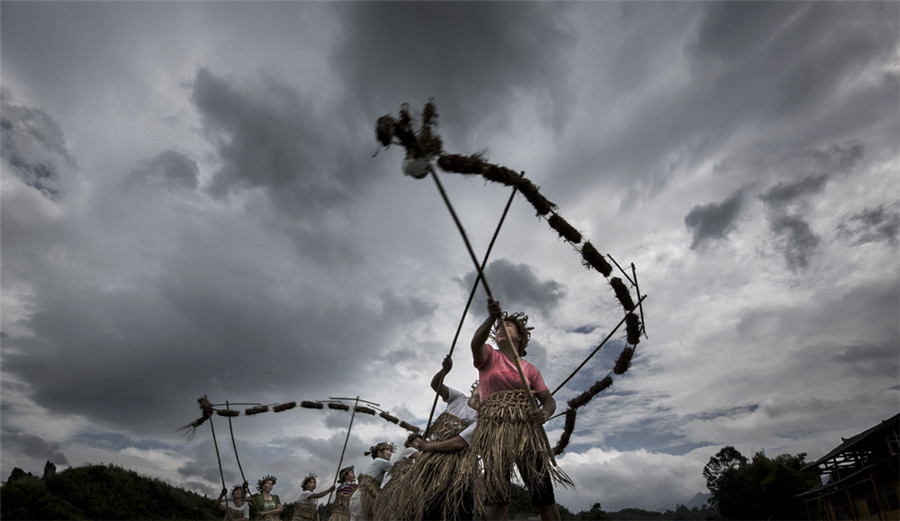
[{"xmin": 798, "ymin": 413, "xmax": 899, "ymax": 520}]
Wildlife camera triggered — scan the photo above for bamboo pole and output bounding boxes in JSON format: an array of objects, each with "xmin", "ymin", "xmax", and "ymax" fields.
[
  {"xmin": 209, "ymin": 417, "xmax": 227, "ymax": 491},
  {"xmin": 631, "ymin": 263, "xmax": 648, "ymax": 339},
  {"xmin": 424, "ymin": 183, "xmax": 519, "ymax": 437},
  {"xmin": 325, "ymin": 396, "xmax": 381, "ymax": 505},
  {"xmin": 225, "ymin": 401, "xmax": 247, "ymax": 486},
  {"xmin": 428, "ymin": 169, "xmax": 557, "ymax": 465},
  {"xmin": 607, "ymin": 254, "xmax": 635, "ymax": 286}
]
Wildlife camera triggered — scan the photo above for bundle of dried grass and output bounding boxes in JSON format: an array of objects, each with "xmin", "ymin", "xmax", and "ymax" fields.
[
  {"xmin": 216, "ymin": 409, "xmax": 240, "ymax": 417},
  {"xmin": 515, "ymin": 177, "xmax": 555, "ymax": 216},
  {"xmin": 245, "ymin": 405, "xmax": 269, "ymax": 416},
  {"xmin": 273, "ymin": 402, "xmax": 296, "ymax": 413},
  {"xmin": 398, "ymin": 421, "xmax": 421, "ymax": 434},
  {"xmin": 436, "ymin": 153, "xmax": 485, "ymax": 174},
  {"xmin": 567, "ymin": 376, "xmax": 613, "ymax": 409},
  {"xmin": 177, "ymin": 396, "xmax": 216, "ymax": 440},
  {"xmin": 548, "ymin": 214, "xmax": 582, "ymax": 244},
  {"xmin": 481, "ymin": 164, "xmax": 521, "ymax": 186},
  {"xmin": 328, "ymin": 403, "xmax": 350, "ymax": 411},
  {"xmin": 614, "ymin": 347, "xmax": 634, "ymax": 375},
  {"xmin": 300, "ymin": 401, "xmax": 323, "ymax": 409},
  {"xmin": 472, "ymin": 390, "xmax": 573, "ymax": 502},
  {"xmin": 581, "ymin": 242, "xmax": 612, "ymax": 277},
  {"xmin": 354, "ymin": 406, "xmax": 376, "ymax": 415},
  {"xmin": 375, "ymin": 115, "xmax": 395, "ymax": 147},
  {"xmin": 610, "ymin": 277, "xmax": 636, "ymax": 311},
  {"xmin": 379, "ymin": 411, "xmax": 399, "ymax": 424},
  {"xmin": 625, "ymin": 312, "xmax": 641, "ymax": 345},
  {"xmin": 553, "ymin": 409, "xmax": 578, "ymax": 456}
]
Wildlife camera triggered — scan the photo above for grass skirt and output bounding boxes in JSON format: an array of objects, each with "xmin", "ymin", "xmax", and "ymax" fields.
[
  {"xmin": 371, "ymin": 460, "xmax": 414, "ymax": 520},
  {"xmin": 470, "ymin": 390, "xmax": 573, "ymax": 503},
  {"xmin": 373, "ymin": 412, "xmax": 484, "ymax": 521},
  {"xmin": 292, "ymin": 501, "xmax": 318, "ymax": 521},
  {"xmin": 326, "ymin": 490, "xmax": 354, "ymax": 521},
  {"xmin": 353, "ymin": 474, "xmax": 380, "ymax": 520}
]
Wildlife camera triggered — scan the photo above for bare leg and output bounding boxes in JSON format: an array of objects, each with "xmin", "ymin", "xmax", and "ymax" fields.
[
  {"xmin": 484, "ymin": 503, "xmax": 509, "ymax": 521},
  {"xmin": 537, "ymin": 503, "xmax": 560, "ymax": 521}
]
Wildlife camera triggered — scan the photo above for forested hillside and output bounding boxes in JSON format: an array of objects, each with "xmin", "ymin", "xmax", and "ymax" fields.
[{"xmin": 1, "ymin": 463, "xmax": 220, "ymax": 520}]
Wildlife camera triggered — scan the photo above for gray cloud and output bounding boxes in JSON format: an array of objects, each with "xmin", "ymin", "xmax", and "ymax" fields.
[
  {"xmin": 684, "ymin": 187, "xmax": 746, "ymax": 249},
  {"xmin": 127, "ymin": 150, "xmax": 199, "ymax": 191},
  {"xmin": 768, "ymin": 214, "xmax": 820, "ymax": 270},
  {"xmin": 0, "ymin": 432, "xmax": 68, "ymax": 465},
  {"xmin": 459, "ymin": 259, "xmax": 567, "ymax": 319},
  {"xmin": 191, "ymin": 68, "xmax": 375, "ymax": 218},
  {"xmin": 331, "ymin": 1, "xmax": 576, "ymax": 143},
  {"xmin": 1, "ymin": 88, "xmax": 75, "ymax": 199},
  {"xmin": 759, "ymin": 174, "xmax": 829, "ymax": 211},
  {"xmin": 838, "ymin": 204, "xmax": 900, "ymax": 246}
]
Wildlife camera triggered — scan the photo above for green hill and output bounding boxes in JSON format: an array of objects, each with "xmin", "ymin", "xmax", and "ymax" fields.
[{"xmin": 1, "ymin": 463, "xmax": 221, "ymax": 520}]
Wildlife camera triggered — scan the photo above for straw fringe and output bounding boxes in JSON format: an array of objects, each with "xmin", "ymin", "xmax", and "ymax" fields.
[
  {"xmin": 427, "ymin": 412, "xmax": 469, "ymax": 442},
  {"xmin": 472, "ymin": 390, "xmax": 573, "ymax": 495},
  {"xmin": 357, "ymin": 475, "xmax": 381, "ymax": 520},
  {"xmin": 371, "ymin": 460, "xmax": 415, "ymax": 521},
  {"xmin": 326, "ymin": 490, "xmax": 354, "ymax": 521}
]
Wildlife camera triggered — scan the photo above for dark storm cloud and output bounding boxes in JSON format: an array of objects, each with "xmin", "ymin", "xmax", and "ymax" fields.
[
  {"xmin": 554, "ymin": 2, "xmax": 896, "ymax": 204},
  {"xmin": 759, "ymin": 174, "xmax": 829, "ymax": 211},
  {"xmin": 0, "ymin": 432, "xmax": 68, "ymax": 465},
  {"xmin": 331, "ymin": 1, "xmax": 576, "ymax": 144},
  {"xmin": 768, "ymin": 215, "xmax": 820, "ymax": 270},
  {"xmin": 756, "ymin": 141, "xmax": 867, "ymax": 269},
  {"xmin": 684, "ymin": 187, "xmax": 746, "ymax": 249},
  {"xmin": 191, "ymin": 68, "xmax": 374, "ymax": 218},
  {"xmin": 127, "ymin": 150, "xmax": 199, "ymax": 191},
  {"xmin": 459, "ymin": 259, "xmax": 566, "ymax": 318},
  {"xmin": 830, "ymin": 340, "xmax": 900, "ymax": 379},
  {"xmin": 0, "ymin": 88, "xmax": 75, "ymax": 199},
  {"xmin": 838, "ymin": 204, "xmax": 900, "ymax": 246}
]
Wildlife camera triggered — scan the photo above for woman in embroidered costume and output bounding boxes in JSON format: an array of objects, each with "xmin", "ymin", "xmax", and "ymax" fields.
[
  {"xmin": 470, "ymin": 299, "xmax": 571, "ymax": 521},
  {"xmin": 250, "ymin": 475, "xmax": 283, "ymax": 521},
  {"xmin": 379, "ymin": 355, "xmax": 482, "ymax": 521},
  {"xmin": 326, "ymin": 466, "xmax": 357, "ymax": 521},
  {"xmin": 348, "ymin": 441, "xmax": 394, "ymax": 521},
  {"xmin": 292, "ymin": 473, "xmax": 335, "ymax": 521}
]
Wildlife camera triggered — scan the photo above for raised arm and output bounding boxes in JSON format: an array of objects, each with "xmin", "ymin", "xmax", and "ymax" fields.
[
  {"xmin": 430, "ymin": 355, "xmax": 453, "ymax": 401},
  {"xmin": 471, "ymin": 299, "xmax": 502, "ymax": 366},
  {"xmin": 308, "ymin": 485, "xmax": 336, "ymax": 500},
  {"xmin": 419, "ymin": 435, "xmax": 469, "ymax": 453}
]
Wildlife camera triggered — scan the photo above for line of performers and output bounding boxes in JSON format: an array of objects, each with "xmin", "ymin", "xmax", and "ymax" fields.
[{"xmin": 219, "ymin": 300, "xmax": 572, "ymax": 521}]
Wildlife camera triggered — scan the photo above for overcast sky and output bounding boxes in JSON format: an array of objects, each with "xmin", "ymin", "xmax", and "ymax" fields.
[{"xmin": 2, "ymin": 0, "xmax": 898, "ymax": 513}]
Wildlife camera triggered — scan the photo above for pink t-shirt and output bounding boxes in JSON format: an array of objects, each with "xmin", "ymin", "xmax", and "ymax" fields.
[{"xmin": 474, "ymin": 345, "xmax": 548, "ymax": 398}]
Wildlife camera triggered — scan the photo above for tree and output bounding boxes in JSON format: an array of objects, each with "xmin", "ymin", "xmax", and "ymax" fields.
[
  {"xmin": 703, "ymin": 446, "xmax": 748, "ymax": 505},
  {"xmin": 703, "ymin": 447, "xmax": 820, "ymax": 520}
]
